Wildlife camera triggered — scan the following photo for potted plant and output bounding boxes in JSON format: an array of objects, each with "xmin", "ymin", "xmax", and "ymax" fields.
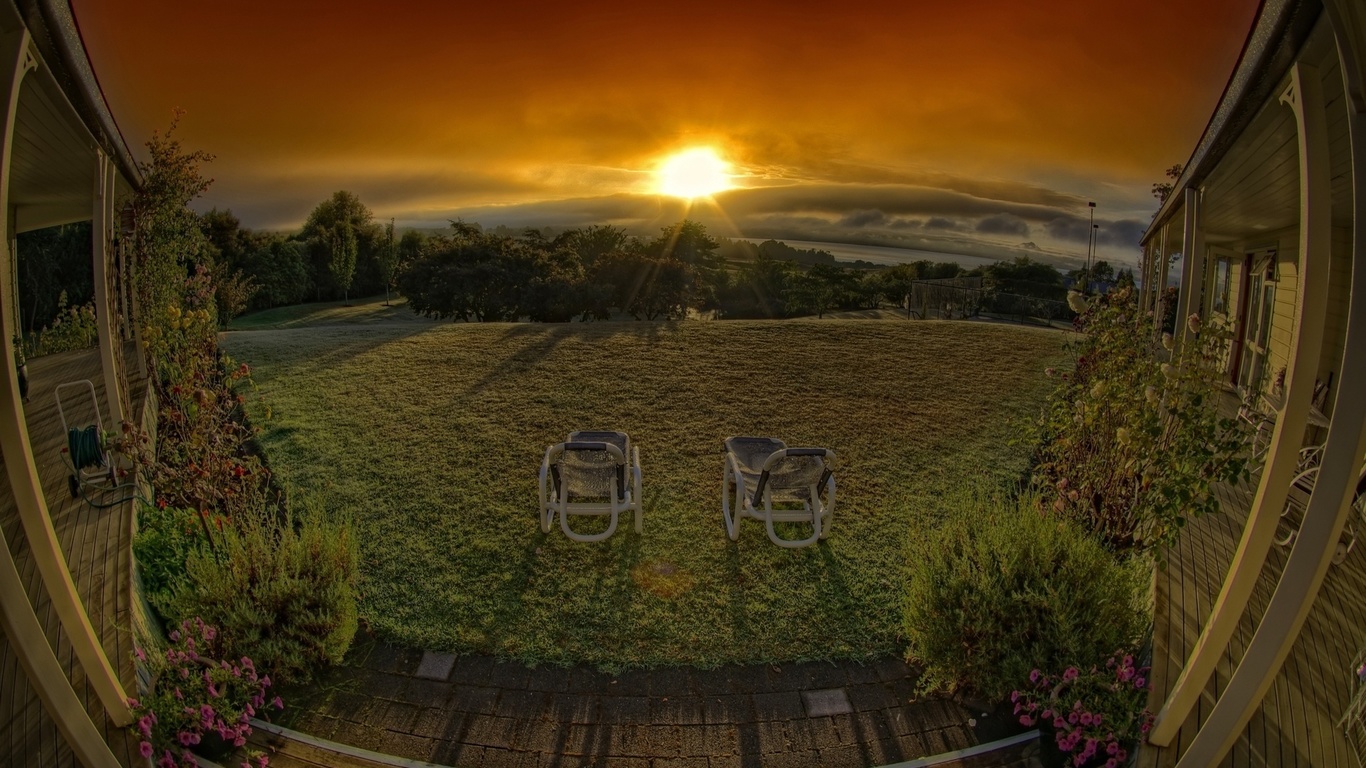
[
  {"xmin": 128, "ymin": 617, "xmax": 280, "ymax": 768},
  {"xmin": 1012, "ymin": 651, "xmax": 1153, "ymax": 768}
]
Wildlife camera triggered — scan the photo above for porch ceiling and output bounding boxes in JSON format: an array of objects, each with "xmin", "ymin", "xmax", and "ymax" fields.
[
  {"xmin": 8, "ymin": 63, "xmax": 98, "ymax": 234},
  {"xmin": 1199, "ymin": 24, "xmax": 1353, "ymax": 246}
]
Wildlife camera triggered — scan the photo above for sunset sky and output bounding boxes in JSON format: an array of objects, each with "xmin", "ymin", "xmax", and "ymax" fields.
[{"xmin": 72, "ymin": 0, "xmax": 1259, "ymax": 268}]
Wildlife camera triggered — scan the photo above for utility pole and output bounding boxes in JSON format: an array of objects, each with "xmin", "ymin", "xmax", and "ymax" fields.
[{"xmin": 1085, "ymin": 201, "xmax": 1096, "ymax": 292}]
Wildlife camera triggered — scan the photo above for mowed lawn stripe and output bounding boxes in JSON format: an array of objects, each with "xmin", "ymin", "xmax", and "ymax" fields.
[{"xmin": 223, "ymin": 319, "xmax": 1068, "ymax": 667}]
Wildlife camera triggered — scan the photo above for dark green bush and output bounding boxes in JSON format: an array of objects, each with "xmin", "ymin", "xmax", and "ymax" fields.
[
  {"xmin": 132, "ymin": 503, "xmax": 205, "ymax": 614},
  {"xmin": 172, "ymin": 501, "xmax": 358, "ymax": 684},
  {"xmin": 903, "ymin": 489, "xmax": 1146, "ymax": 701}
]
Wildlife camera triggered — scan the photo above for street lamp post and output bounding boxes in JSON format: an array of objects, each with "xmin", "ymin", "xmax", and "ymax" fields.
[{"xmin": 1085, "ymin": 201, "xmax": 1096, "ymax": 292}]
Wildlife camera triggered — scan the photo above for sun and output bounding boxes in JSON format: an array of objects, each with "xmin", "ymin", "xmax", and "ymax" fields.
[{"xmin": 655, "ymin": 147, "xmax": 732, "ymax": 199}]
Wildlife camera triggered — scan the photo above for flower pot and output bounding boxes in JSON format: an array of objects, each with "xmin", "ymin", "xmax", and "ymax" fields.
[{"xmin": 192, "ymin": 729, "xmax": 238, "ymax": 761}]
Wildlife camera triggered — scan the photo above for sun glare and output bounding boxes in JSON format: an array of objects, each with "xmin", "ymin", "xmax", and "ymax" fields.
[{"xmin": 656, "ymin": 147, "xmax": 732, "ymax": 199}]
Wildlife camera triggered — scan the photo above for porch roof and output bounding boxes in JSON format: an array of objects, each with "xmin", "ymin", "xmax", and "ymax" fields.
[{"xmin": 1142, "ymin": 0, "xmax": 1322, "ymax": 245}]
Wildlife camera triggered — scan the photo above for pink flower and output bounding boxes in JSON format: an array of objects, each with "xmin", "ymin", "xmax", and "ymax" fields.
[
  {"xmin": 137, "ymin": 716, "xmax": 152, "ymax": 738},
  {"xmin": 1030, "ymin": 668, "xmax": 1042, "ymax": 682},
  {"xmin": 1019, "ymin": 715, "xmax": 1035, "ymax": 726},
  {"xmin": 139, "ymin": 741, "xmax": 153, "ymax": 758},
  {"xmin": 1062, "ymin": 666, "xmax": 1079, "ymax": 682},
  {"xmin": 271, "ymin": 696, "xmax": 284, "ymax": 710},
  {"xmin": 1135, "ymin": 676, "xmax": 1147, "ymax": 689},
  {"xmin": 1106, "ymin": 760, "xmax": 1118, "ymax": 768},
  {"xmin": 1141, "ymin": 721, "xmax": 1152, "ymax": 734},
  {"xmin": 134, "ymin": 647, "xmax": 146, "ymax": 662}
]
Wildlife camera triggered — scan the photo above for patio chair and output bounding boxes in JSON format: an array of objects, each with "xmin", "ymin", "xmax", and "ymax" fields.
[
  {"xmin": 722, "ymin": 436, "xmax": 836, "ymax": 548},
  {"xmin": 1276, "ymin": 453, "xmax": 1366, "ymax": 565},
  {"xmin": 539, "ymin": 431, "xmax": 642, "ymax": 542}
]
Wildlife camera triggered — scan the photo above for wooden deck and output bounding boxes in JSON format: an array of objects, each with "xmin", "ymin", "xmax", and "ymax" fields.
[
  {"xmin": 0, "ymin": 343, "xmax": 147, "ymax": 767},
  {"xmin": 1141, "ymin": 447, "xmax": 1366, "ymax": 766}
]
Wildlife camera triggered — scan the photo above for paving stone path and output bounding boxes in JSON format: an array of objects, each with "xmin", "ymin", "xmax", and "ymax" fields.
[{"xmin": 263, "ymin": 635, "xmax": 1040, "ymax": 768}]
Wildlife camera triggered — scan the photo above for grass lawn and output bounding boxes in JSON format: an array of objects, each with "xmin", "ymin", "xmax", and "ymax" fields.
[
  {"xmin": 222, "ymin": 313, "xmax": 1068, "ymax": 668},
  {"xmin": 228, "ymin": 295, "xmax": 435, "ymax": 331}
]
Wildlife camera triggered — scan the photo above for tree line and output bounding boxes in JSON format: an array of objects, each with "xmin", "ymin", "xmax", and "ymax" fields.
[{"xmin": 14, "ymin": 188, "xmax": 1105, "ymax": 333}]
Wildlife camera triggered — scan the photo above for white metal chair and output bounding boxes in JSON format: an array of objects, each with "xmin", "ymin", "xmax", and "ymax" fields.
[
  {"xmin": 538, "ymin": 431, "xmax": 642, "ymax": 542},
  {"xmin": 722, "ymin": 436, "xmax": 836, "ymax": 548},
  {"xmin": 1277, "ymin": 451, "xmax": 1366, "ymax": 565}
]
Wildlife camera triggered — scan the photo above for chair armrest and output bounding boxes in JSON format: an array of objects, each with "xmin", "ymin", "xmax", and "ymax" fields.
[{"xmin": 538, "ymin": 447, "xmax": 553, "ymax": 502}]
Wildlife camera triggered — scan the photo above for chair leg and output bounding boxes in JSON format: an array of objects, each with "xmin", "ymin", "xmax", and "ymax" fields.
[
  {"xmin": 561, "ymin": 508, "xmax": 620, "ymax": 543},
  {"xmin": 722, "ymin": 463, "xmax": 740, "ymax": 540},
  {"xmin": 818, "ymin": 477, "xmax": 836, "ymax": 540},
  {"xmin": 633, "ymin": 450, "xmax": 643, "ymax": 534}
]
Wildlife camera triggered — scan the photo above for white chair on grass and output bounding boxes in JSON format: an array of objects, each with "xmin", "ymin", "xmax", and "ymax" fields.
[
  {"xmin": 539, "ymin": 431, "xmax": 642, "ymax": 542},
  {"xmin": 722, "ymin": 436, "xmax": 836, "ymax": 548}
]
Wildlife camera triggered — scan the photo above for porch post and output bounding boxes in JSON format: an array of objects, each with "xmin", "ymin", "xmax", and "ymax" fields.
[
  {"xmin": 92, "ymin": 150, "xmax": 124, "ymax": 425},
  {"xmin": 1153, "ymin": 60, "xmax": 1335, "ymax": 751},
  {"xmin": 0, "ymin": 524, "xmax": 122, "ymax": 768},
  {"xmin": 1176, "ymin": 188, "xmax": 1207, "ymax": 345},
  {"xmin": 0, "ymin": 29, "xmax": 131, "ymax": 728},
  {"xmin": 1153, "ymin": 222, "xmax": 1170, "ymax": 324},
  {"xmin": 1139, "ymin": 241, "xmax": 1153, "ymax": 311},
  {"xmin": 1174, "ymin": 16, "xmax": 1366, "ymax": 762}
]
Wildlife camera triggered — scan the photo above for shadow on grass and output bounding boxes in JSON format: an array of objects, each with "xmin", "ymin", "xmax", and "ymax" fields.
[{"xmin": 461, "ymin": 325, "xmax": 570, "ymax": 400}]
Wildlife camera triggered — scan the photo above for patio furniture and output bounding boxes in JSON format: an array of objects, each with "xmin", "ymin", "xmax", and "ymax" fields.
[
  {"xmin": 539, "ymin": 430, "xmax": 642, "ymax": 542},
  {"xmin": 722, "ymin": 436, "xmax": 836, "ymax": 548},
  {"xmin": 1245, "ymin": 379, "xmax": 1333, "ymax": 464},
  {"xmin": 1276, "ymin": 451, "xmax": 1366, "ymax": 565}
]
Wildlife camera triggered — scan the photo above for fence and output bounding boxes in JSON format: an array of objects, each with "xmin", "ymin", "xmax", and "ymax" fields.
[{"xmin": 901, "ymin": 278, "xmax": 1071, "ymax": 327}]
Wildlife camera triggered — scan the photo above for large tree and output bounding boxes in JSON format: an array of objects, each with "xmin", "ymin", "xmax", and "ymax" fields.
[
  {"xmin": 325, "ymin": 223, "xmax": 359, "ymax": 303},
  {"xmin": 300, "ymin": 191, "xmax": 381, "ymax": 300}
]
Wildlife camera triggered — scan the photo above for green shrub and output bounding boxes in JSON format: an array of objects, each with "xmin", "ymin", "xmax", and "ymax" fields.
[
  {"xmin": 171, "ymin": 501, "xmax": 359, "ymax": 684},
  {"xmin": 1033, "ymin": 287, "xmax": 1248, "ymax": 553},
  {"xmin": 23, "ymin": 292, "xmax": 98, "ymax": 358},
  {"xmin": 903, "ymin": 489, "xmax": 1146, "ymax": 701},
  {"xmin": 132, "ymin": 503, "xmax": 207, "ymax": 614}
]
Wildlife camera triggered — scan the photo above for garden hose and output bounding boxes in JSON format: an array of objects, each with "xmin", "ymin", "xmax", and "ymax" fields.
[
  {"xmin": 67, "ymin": 425, "xmax": 104, "ymax": 473},
  {"xmin": 66, "ymin": 425, "xmax": 152, "ymax": 509}
]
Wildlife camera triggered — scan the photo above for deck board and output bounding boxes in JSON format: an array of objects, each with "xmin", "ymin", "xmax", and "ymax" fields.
[
  {"xmin": 0, "ymin": 343, "xmax": 148, "ymax": 767},
  {"xmin": 1139, "ymin": 407, "xmax": 1366, "ymax": 768}
]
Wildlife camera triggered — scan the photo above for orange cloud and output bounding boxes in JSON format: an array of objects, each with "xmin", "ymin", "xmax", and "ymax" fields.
[{"xmin": 72, "ymin": 0, "xmax": 1259, "ymax": 261}]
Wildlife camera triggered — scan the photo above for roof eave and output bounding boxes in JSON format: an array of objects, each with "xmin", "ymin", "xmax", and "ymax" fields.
[
  {"xmin": 1141, "ymin": 0, "xmax": 1322, "ymax": 244},
  {"xmin": 15, "ymin": 0, "xmax": 141, "ymax": 189}
]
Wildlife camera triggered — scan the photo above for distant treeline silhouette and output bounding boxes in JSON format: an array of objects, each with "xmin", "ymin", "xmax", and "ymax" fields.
[{"xmin": 125, "ymin": 190, "xmax": 1096, "ymax": 324}]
